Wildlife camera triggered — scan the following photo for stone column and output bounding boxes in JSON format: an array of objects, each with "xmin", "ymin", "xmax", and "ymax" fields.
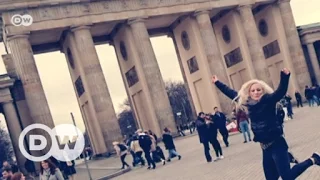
[
  {"xmin": 237, "ymin": 5, "xmax": 272, "ymax": 85},
  {"xmin": 71, "ymin": 26, "xmax": 122, "ymax": 151},
  {"xmin": 307, "ymin": 43, "xmax": 320, "ymax": 84},
  {"xmin": 278, "ymin": 0, "xmax": 311, "ymax": 87},
  {"xmin": 7, "ymin": 35, "xmax": 54, "ymax": 153},
  {"xmin": 2, "ymin": 100, "xmax": 27, "ymax": 174},
  {"xmin": 128, "ymin": 18, "xmax": 177, "ymax": 132},
  {"xmin": 170, "ymin": 32, "xmax": 197, "ymax": 121},
  {"xmin": 194, "ymin": 10, "xmax": 232, "ymax": 112}
]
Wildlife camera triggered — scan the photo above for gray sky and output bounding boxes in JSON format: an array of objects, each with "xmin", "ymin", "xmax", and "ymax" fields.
[{"xmin": 0, "ymin": 0, "xmax": 319, "ymax": 133}]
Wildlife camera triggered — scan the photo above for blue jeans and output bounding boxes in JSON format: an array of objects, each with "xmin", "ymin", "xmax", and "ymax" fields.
[
  {"xmin": 239, "ymin": 121, "xmax": 251, "ymax": 142},
  {"xmin": 168, "ymin": 149, "xmax": 180, "ymax": 159},
  {"xmin": 262, "ymin": 137, "xmax": 313, "ymax": 180}
]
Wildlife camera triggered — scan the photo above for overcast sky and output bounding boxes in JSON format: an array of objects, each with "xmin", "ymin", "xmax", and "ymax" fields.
[{"xmin": 0, "ymin": 0, "xmax": 319, "ymax": 133}]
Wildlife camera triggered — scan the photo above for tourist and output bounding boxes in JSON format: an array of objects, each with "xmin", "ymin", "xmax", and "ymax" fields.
[
  {"xmin": 236, "ymin": 108, "xmax": 251, "ymax": 143},
  {"xmin": 284, "ymin": 93, "xmax": 293, "ymax": 119},
  {"xmin": 294, "ymin": 91, "xmax": 303, "ymax": 107},
  {"xmin": 130, "ymin": 134, "xmax": 145, "ymax": 166},
  {"xmin": 39, "ymin": 159, "xmax": 64, "ymax": 180},
  {"xmin": 2, "ymin": 166, "xmax": 13, "ymax": 180},
  {"xmin": 195, "ymin": 112, "xmax": 213, "ymax": 162},
  {"xmin": 137, "ymin": 129, "xmax": 156, "ymax": 169},
  {"xmin": 11, "ymin": 172, "xmax": 25, "ymax": 180},
  {"xmin": 145, "ymin": 131, "xmax": 166, "ymax": 165},
  {"xmin": 162, "ymin": 127, "xmax": 182, "ymax": 162},
  {"xmin": 205, "ymin": 114, "xmax": 223, "ymax": 161},
  {"xmin": 305, "ymin": 86, "xmax": 314, "ymax": 106},
  {"xmin": 212, "ymin": 68, "xmax": 320, "ymax": 179},
  {"xmin": 113, "ymin": 141, "xmax": 130, "ymax": 169},
  {"xmin": 148, "ymin": 130, "xmax": 158, "ymax": 144},
  {"xmin": 211, "ymin": 107, "xmax": 229, "ymax": 147}
]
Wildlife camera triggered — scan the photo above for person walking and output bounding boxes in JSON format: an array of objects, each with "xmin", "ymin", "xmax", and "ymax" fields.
[
  {"xmin": 162, "ymin": 127, "xmax": 182, "ymax": 162},
  {"xmin": 305, "ymin": 86, "xmax": 314, "ymax": 107},
  {"xmin": 137, "ymin": 130, "xmax": 156, "ymax": 169},
  {"xmin": 284, "ymin": 94, "xmax": 293, "ymax": 119},
  {"xmin": 212, "ymin": 68, "xmax": 320, "ymax": 180},
  {"xmin": 205, "ymin": 114, "xmax": 224, "ymax": 161},
  {"xmin": 130, "ymin": 135, "xmax": 145, "ymax": 166},
  {"xmin": 211, "ymin": 107, "xmax": 229, "ymax": 147},
  {"xmin": 294, "ymin": 91, "xmax": 303, "ymax": 108},
  {"xmin": 146, "ymin": 131, "xmax": 166, "ymax": 165},
  {"xmin": 236, "ymin": 108, "xmax": 252, "ymax": 143},
  {"xmin": 195, "ymin": 112, "xmax": 213, "ymax": 162},
  {"xmin": 113, "ymin": 141, "xmax": 130, "ymax": 169}
]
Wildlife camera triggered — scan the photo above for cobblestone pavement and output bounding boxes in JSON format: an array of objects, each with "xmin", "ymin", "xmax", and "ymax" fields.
[{"xmin": 112, "ymin": 106, "xmax": 320, "ymax": 180}]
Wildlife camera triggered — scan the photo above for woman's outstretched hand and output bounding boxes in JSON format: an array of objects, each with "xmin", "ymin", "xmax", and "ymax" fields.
[
  {"xmin": 282, "ymin": 68, "xmax": 290, "ymax": 75},
  {"xmin": 212, "ymin": 75, "xmax": 218, "ymax": 83}
]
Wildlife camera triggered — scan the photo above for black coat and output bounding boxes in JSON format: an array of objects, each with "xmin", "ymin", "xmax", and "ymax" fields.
[
  {"xmin": 162, "ymin": 133, "xmax": 175, "ymax": 150},
  {"xmin": 195, "ymin": 116, "xmax": 209, "ymax": 143},
  {"xmin": 215, "ymin": 72, "xmax": 290, "ymax": 143},
  {"xmin": 206, "ymin": 121, "xmax": 218, "ymax": 140},
  {"xmin": 211, "ymin": 112, "xmax": 227, "ymax": 128}
]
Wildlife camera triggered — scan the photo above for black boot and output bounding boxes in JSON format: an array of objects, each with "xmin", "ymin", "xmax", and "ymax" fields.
[{"xmin": 312, "ymin": 152, "xmax": 320, "ymax": 166}]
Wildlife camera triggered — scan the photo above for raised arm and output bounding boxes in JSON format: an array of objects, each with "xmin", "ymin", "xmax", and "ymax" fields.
[
  {"xmin": 212, "ymin": 75, "xmax": 238, "ymax": 100},
  {"xmin": 268, "ymin": 69, "xmax": 290, "ymax": 103}
]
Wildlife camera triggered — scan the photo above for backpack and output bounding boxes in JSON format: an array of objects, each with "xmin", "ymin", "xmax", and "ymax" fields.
[{"xmin": 118, "ymin": 144, "xmax": 127, "ymax": 152}]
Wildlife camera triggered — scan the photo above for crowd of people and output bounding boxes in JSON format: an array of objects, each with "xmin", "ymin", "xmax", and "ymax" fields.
[
  {"xmin": 113, "ymin": 128, "xmax": 182, "ymax": 170},
  {"xmin": 1, "ymin": 157, "xmax": 76, "ymax": 180}
]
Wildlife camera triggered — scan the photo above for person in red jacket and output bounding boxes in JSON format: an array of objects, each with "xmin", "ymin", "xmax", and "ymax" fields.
[{"xmin": 236, "ymin": 108, "xmax": 251, "ymax": 143}]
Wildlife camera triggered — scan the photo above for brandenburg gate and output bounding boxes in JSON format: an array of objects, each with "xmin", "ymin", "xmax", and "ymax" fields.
[{"xmin": 0, "ymin": 0, "xmax": 312, "ymax": 171}]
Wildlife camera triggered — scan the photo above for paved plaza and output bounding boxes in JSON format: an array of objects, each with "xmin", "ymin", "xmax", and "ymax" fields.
[{"xmin": 75, "ymin": 106, "xmax": 320, "ymax": 180}]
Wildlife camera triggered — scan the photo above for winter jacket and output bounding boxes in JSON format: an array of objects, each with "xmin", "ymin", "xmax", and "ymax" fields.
[
  {"xmin": 39, "ymin": 168, "xmax": 64, "ymax": 180},
  {"xmin": 130, "ymin": 140, "xmax": 143, "ymax": 153},
  {"xmin": 138, "ymin": 133, "xmax": 152, "ymax": 151},
  {"xmin": 214, "ymin": 72, "xmax": 290, "ymax": 143},
  {"xmin": 195, "ymin": 116, "xmax": 209, "ymax": 143},
  {"xmin": 162, "ymin": 133, "xmax": 176, "ymax": 150},
  {"xmin": 149, "ymin": 135, "xmax": 157, "ymax": 152},
  {"xmin": 211, "ymin": 112, "xmax": 227, "ymax": 128},
  {"xmin": 236, "ymin": 109, "xmax": 249, "ymax": 124},
  {"xmin": 114, "ymin": 144, "xmax": 128, "ymax": 156}
]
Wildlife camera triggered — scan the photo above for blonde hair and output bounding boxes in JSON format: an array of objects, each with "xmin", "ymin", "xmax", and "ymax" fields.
[{"xmin": 232, "ymin": 79, "xmax": 274, "ymax": 112}]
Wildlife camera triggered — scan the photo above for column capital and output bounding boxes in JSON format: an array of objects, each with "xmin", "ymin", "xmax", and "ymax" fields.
[
  {"xmin": 71, "ymin": 25, "xmax": 92, "ymax": 32},
  {"xmin": 127, "ymin": 17, "xmax": 148, "ymax": 25},
  {"xmin": 277, "ymin": 0, "xmax": 291, "ymax": 4},
  {"xmin": 1, "ymin": 99, "xmax": 14, "ymax": 104},
  {"xmin": 193, "ymin": 9, "xmax": 211, "ymax": 17},
  {"xmin": 237, "ymin": 3, "xmax": 253, "ymax": 11},
  {"xmin": 7, "ymin": 34, "xmax": 30, "ymax": 41}
]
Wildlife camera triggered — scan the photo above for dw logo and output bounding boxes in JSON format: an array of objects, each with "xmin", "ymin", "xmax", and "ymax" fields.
[
  {"xmin": 11, "ymin": 14, "xmax": 33, "ymax": 26},
  {"xmin": 19, "ymin": 124, "xmax": 85, "ymax": 162}
]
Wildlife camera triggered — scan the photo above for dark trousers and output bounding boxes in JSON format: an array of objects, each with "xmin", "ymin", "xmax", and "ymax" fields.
[
  {"xmin": 120, "ymin": 154, "xmax": 129, "ymax": 168},
  {"xmin": 262, "ymin": 137, "xmax": 313, "ymax": 180},
  {"xmin": 134, "ymin": 151, "xmax": 145, "ymax": 166},
  {"xmin": 202, "ymin": 139, "xmax": 223, "ymax": 162},
  {"xmin": 218, "ymin": 127, "xmax": 229, "ymax": 146},
  {"xmin": 296, "ymin": 99, "xmax": 303, "ymax": 107},
  {"xmin": 143, "ymin": 150, "xmax": 156, "ymax": 168},
  {"xmin": 210, "ymin": 138, "xmax": 223, "ymax": 157}
]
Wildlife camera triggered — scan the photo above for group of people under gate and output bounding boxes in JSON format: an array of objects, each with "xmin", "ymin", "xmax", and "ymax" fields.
[{"xmin": 113, "ymin": 128, "xmax": 182, "ymax": 170}]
